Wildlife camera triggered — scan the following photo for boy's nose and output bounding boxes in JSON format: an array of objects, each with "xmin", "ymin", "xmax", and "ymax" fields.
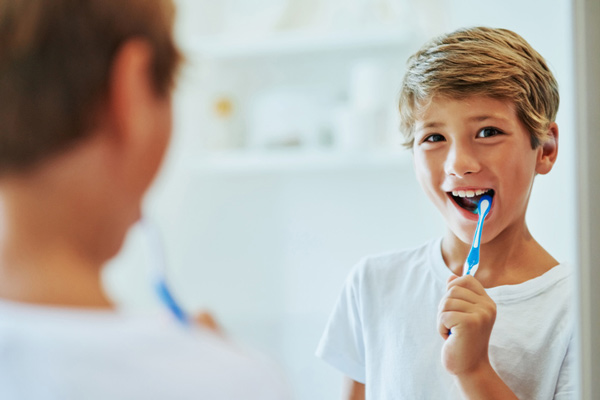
[{"xmin": 444, "ymin": 143, "xmax": 481, "ymax": 177}]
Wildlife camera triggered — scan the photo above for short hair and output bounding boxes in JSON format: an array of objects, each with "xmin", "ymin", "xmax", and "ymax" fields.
[
  {"xmin": 399, "ymin": 27, "xmax": 559, "ymax": 149},
  {"xmin": 0, "ymin": 0, "xmax": 182, "ymax": 173}
]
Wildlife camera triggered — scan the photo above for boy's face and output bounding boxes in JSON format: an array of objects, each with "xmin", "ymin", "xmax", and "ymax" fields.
[{"xmin": 411, "ymin": 96, "xmax": 547, "ymax": 245}]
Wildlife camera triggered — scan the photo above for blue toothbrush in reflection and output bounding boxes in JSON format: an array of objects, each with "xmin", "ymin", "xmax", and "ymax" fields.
[
  {"xmin": 140, "ymin": 218, "xmax": 190, "ymax": 326},
  {"xmin": 463, "ymin": 194, "xmax": 493, "ymax": 276}
]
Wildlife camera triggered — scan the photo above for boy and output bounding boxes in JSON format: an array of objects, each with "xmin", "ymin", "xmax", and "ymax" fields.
[
  {"xmin": 316, "ymin": 27, "xmax": 574, "ymax": 399},
  {"xmin": 0, "ymin": 1, "xmax": 287, "ymax": 398}
]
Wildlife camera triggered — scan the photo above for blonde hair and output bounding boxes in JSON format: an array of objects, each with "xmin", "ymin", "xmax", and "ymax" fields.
[
  {"xmin": 0, "ymin": 0, "xmax": 182, "ymax": 173},
  {"xmin": 399, "ymin": 27, "xmax": 559, "ymax": 148}
]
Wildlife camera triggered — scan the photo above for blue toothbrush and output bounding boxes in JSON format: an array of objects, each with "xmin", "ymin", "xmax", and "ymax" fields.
[
  {"xmin": 462, "ymin": 194, "xmax": 493, "ymax": 276},
  {"xmin": 140, "ymin": 218, "xmax": 190, "ymax": 326}
]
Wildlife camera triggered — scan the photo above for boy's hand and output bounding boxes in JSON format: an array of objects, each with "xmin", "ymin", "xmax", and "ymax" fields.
[
  {"xmin": 437, "ymin": 275, "xmax": 496, "ymax": 376},
  {"xmin": 194, "ymin": 311, "xmax": 223, "ymax": 335}
]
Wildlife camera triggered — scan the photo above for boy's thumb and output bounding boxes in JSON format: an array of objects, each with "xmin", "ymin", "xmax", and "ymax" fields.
[{"xmin": 447, "ymin": 274, "xmax": 459, "ymax": 284}]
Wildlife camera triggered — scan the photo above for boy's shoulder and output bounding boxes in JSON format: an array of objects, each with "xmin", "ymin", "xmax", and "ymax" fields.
[
  {"xmin": 0, "ymin": 302, "xmax": 288, "ymax": 399},
  {"xmin": 347, "ymin": 238, "xmax": 444, "ymax": 289}
]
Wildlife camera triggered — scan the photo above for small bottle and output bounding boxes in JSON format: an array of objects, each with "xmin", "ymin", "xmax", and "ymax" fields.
[{"xmin": 205, "ymin": 94, "xmax": 243, "ymax": 150}]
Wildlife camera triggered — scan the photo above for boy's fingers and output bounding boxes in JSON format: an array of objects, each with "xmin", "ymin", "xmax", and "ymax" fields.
[
  {"xmin": 442, "ymin": 285, "xmax": 480, "ymax": 305},
  {"xmin": 439, "ymin": 298, "xmax": 476, "ymax": 314},
  {"xmin": 447, "ymin": 275, "xmax": 486, "ymax": 296},
  {"xmin": 194, "ymin": 311, "xmax": 222, "ymax": 334},
  {"xmin": 438, "ymin": 310, "xmax": 462, "ymax": 338}
]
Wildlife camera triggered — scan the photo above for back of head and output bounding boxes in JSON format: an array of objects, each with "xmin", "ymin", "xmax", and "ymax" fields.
[
  {"xmin": 0, "ymin": 0, "xmax": 181, "ymax": 175},
  {"xmin": 399, "ymin": 27, "xmax": 559, "ymax": 148}
]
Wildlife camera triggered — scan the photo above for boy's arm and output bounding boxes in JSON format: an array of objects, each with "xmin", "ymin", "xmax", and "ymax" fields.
[
  {"xmin": 342, "ymin": 378, "xmax": 365, "ymax": 400},
  {"xmin": 438, "ymin": 275, "xmax": 518, "ymax": 400},
  {"xmin": 453, "ymin": 363, "xmax": 518, "ymax": 399}
]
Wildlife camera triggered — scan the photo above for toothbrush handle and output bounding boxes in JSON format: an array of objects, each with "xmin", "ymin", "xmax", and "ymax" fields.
[
  {"xmin": 156, "ymin": 280, "xmax": 189, "ymax": 325},
  {"xmin": 463, "ymin": 195, "xmax": 492, "ymax": 276}
]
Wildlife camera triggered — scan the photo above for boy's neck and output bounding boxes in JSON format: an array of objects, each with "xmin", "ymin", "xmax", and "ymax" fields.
[
  {"xmin": 0, "ymin": 252, "xmax": 113, "ymax": 309},
  {"xmin": 441, "ymin": 224, "xmax": 559, "ymax": 288},
  {"xmin": 0, "ymin": 177, "xmax": 114, "ymax": 309}
]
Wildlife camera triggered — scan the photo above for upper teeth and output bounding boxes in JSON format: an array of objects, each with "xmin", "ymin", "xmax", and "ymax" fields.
[{"xmin": 452, "ymin": 189, "xmax": 490, "ymax": 198}]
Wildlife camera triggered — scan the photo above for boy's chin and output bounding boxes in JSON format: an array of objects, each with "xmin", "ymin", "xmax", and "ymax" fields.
[
  {"xmin": 454, "ymin": 231, "xmax": 478, "ymax": 246},
  {"xmin": 447, "ymin": 223, "xmax": 484, "ymax": 246},
  {"xmin": 448, "ymin": 224, "xmax": 496, "ymax": 248}
]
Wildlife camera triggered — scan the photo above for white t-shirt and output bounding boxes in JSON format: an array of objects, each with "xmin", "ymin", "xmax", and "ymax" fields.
[
  {"xmin": 0, "ymin": 301, "xmax": 290, "ymax": 400},
  {"xmin": 316, "ymin": 238, "xmax": 575, "ymax": 400}
]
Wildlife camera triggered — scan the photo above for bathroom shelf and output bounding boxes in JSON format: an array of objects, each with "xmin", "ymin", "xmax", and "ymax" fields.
[
  {"xmin": 186, "ymin": 148, "xmax": 412, "ymax": 175},
  {"xmin": 181, "ymin": 29, "xmax": 415, "ymax": 60},
  {"xmin": 176, "ymin": 28, "xmax": 417, "ymax": 174}
]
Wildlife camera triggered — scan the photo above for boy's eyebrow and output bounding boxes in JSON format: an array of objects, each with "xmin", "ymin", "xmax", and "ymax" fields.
[
  {"xmin": 467, "ymin": 115, "xmax": 507, "ymax": 122},
  {"xmin": 422, "ymin": 121, "xmax": 445, "ymax": 128},
  {"xmin": 420, "ymin": 115, "xmax": 509, "ymax": 129}
]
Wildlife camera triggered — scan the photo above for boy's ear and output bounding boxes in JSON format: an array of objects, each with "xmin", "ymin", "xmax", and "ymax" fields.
[
  {"xmin": 106, "ymin": 39, "xmax": 156, "ymax": 148},
  {"xmin": 535, "ymin": 122, "xmax": 559, "ymax": 175},
  {"xmin": 103, "ymin": 38, "xmax": 171, "ymax": 199}
]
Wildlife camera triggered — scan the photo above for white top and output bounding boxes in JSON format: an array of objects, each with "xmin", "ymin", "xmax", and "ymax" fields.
[
  {"xmin": 0, "ymin": 301, "xmax": 290, "ymax": 400},
  {"xmin": 316, "ymin": 238, "xmax": 575, "ymax": 399}
]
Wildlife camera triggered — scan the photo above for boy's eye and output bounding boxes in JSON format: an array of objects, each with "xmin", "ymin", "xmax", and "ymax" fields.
[
  {"xmin": 424, "ymin": 134, "xmax": 445, "ymax": 143},
  {"xmin": 477, "ymin": 127, "xmax": 503, "ymax": 138}
]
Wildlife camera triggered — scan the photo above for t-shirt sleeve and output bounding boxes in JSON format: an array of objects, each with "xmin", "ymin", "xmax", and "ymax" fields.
[
  {"xmin": 553, "ymin": 331, "xmax": 576, "ymax": 400},
  {"xmin": 315, "ymin": 261, "xmax": 366, "ymax": 384}
]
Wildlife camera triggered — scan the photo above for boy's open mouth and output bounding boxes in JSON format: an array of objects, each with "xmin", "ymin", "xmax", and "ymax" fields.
[{"xmin": 448, "ymin": 189, "xmax": 495, "ymax": 214}]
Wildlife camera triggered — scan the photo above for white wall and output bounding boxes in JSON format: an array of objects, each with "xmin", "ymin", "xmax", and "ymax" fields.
[{"xmin": 103, "ymin": 1, "xmax": 577, "ymax": 399}]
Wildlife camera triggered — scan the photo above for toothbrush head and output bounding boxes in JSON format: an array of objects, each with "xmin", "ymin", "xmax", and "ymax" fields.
[
  {"xmin": 474, "ymin": 194, "xmax": 493, "ymax": 215},
  {"xmin": 478, "ymin": 194, "xmax": 493, "ymax": 216}
]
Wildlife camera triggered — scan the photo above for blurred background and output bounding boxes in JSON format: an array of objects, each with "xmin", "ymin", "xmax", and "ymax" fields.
[{"xmin": 102, "ymin": 0, "xmax": 576, "ymax": 398}]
